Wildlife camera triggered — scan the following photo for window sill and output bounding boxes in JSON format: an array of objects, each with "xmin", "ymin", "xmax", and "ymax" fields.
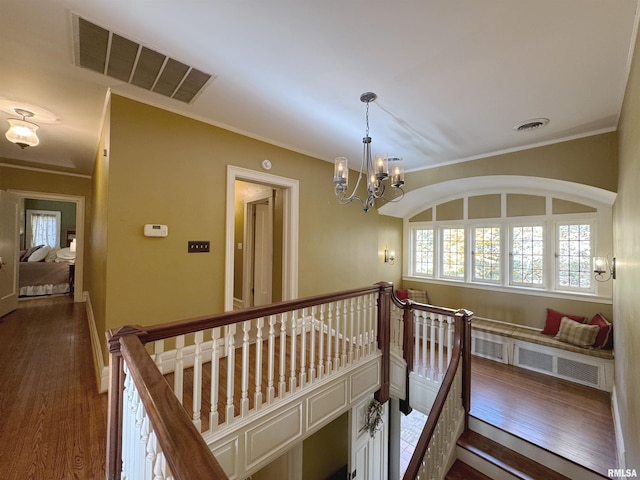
[{"xmin": 402, "ymin": 275, "xmax": 613, "ymax": 304}]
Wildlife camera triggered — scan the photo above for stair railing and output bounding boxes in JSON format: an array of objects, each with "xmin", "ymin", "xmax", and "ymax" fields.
[
  {"xmin": 106, "ymin": 282, "xmax": 393, "ymax": 480},
  {"xmin": 391, "ymin": 293, "xmax": 473, "ymax": 480}
]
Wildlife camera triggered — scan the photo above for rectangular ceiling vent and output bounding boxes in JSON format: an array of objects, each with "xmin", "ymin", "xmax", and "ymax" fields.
[{"xmin": 72, "ymin": 15, "xmax": 214, "ymax": 104}]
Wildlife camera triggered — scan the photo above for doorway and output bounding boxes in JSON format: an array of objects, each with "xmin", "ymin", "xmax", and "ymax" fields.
[
  {"xmin": 9, "ymin": 190, "xmax": 85, "ymax": 303},
  {"xmin": 225, "ymin": 165, "xmax": 299, "ymax": 311}
]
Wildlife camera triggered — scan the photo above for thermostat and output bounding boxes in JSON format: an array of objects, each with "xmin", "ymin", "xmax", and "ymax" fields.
[{"xmin": 144, "ymin": 224, "xmax": 168, "ymax": 237}]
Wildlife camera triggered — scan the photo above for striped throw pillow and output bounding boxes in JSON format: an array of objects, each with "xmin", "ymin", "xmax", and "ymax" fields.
[{"xmin": 407, "ymin": 289, "xmax": 429, "ymax": 304}]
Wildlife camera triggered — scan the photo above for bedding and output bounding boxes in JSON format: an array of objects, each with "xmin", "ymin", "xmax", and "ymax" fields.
[{"xmin": 18, "ymin": 246, "xmax": 74, "ymax": 297}]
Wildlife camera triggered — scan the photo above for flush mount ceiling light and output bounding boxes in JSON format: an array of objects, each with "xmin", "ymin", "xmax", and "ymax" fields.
[
  {"xmin": 333, "ymin": 92, "xmax": 405, "ymax": 212},
  {"xmin": 513, "ymin": 118, "xmax": 550, "ymax": 132},
  {"xmin": 5, "ymin": 108, "xmax": 40, "ymax": 148}
]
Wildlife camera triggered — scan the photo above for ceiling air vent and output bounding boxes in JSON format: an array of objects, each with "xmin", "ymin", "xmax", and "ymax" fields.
[
  {"xmin": 513, "ymin": 118, "xmax": 550, "ymax": 132},
  {"xmin": 72, "ymin": 15, "xmax": 215, "ymax": 104}
]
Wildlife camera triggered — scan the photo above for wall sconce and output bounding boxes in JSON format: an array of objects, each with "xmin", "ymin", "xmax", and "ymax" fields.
[
  {"xmin": 593, "ymin": 256, "xmax": 616, "ymax": 282},
  {"xmin": 384, "ymin": 249, "xmax": 395, "ymax": 265}
]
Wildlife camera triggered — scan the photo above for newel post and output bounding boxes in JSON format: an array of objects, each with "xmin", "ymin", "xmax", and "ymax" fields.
[
  {"xmin": 105, "ymin": 325, "xmax": 147, "ymax": 480},
  {"xmin": 459, "ymin": 310, "xmax": 474, "ymax": 430},
  {"xmin": 399, "ymin": 301, "xmax": 414, "ymax": 415},
  {"xmin": 375, "ymin": 282, "xmax": 393, "ymax": 404}
]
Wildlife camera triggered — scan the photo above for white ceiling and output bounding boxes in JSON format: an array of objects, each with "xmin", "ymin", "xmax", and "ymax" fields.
[{"xmin": 0, "ymin": 1, "xmax": 638, "ymax": 176}]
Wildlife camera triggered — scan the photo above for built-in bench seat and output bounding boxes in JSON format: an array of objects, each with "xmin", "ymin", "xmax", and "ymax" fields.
[{"xmin": 471, "ymin": 317, "xmax": 614, "ymax": 391}]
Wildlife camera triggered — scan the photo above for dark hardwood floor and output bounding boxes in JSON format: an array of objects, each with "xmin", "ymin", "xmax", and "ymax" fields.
[
  {"xmin": 470, "ymin": 356, "xmax": 617, "ymax": 476},
  {"xmin": 0, "ymin": 296, "xmax": 107, "ymax": 480}
]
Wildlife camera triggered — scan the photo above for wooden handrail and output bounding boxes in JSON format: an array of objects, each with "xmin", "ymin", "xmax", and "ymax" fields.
[
  {"xmin": 109, "ymin": 284, "xmax": 385, "ymax": 347},
  {"xmin": 402, "ymin": 308, "xmax": 473, "ymax": 480},
  {"xmin": 119, "ymin": 334, "xmax": 228, "ymax": 480}
]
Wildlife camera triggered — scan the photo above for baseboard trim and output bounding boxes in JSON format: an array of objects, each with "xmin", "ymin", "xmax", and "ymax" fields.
[
  {"xmin": 612, "ymin": 384, "xmax": 626, "ymax": 469},
  {"xmin": 84, "ymin": 291, "xmax": 109, "ymax": 393}
]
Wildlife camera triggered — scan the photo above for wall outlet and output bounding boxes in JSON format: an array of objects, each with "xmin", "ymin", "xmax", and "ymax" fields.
[{"xmin": 188, "ymin": 241, "xmax": 210, "ymax": 253}]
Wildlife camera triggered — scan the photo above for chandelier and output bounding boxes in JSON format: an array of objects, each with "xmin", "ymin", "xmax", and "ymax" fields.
[
  {"xmin": 5, "ymin": 108, "xmax": 40, "ymax": 149},
  {"xmin": 333, "ymin": 92, "xmax": 405, "ymax": 212}
]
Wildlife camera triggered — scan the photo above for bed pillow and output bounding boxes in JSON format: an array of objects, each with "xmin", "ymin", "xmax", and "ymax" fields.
[
  {"xmin": 589, "ymin": 313, "xmax": 613, "ymax": 349},
  {"xmin": 55, "ymin": 247, "xmax": 76, "ymax": 262},
  {"xmin": 21, "ymin": 245, "xmax": 43, "ymax": 262},
  {"xmin": 555, "ymin": 316, "xmax": 600, "ymax": 348},
  {"xmin": 27, "ymin": 245, "xmax": 51, "ymax": 262},
  {"xmin": 45, "ymin": 247, "xmax": 60, "ymax": 262},
  {"xmin": 541, "ymin": 308, "xmax": 586, "ymax": 336}
]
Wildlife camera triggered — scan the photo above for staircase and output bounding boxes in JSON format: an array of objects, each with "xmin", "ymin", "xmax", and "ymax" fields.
[{"xmin": 446, "ymin": 416, "xmax": 610, "ymax": 480}]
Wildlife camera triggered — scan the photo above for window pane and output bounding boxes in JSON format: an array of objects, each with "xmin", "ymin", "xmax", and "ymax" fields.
[
  {"xmin": 557, "ymin": 223, "xmax": 591, "ymax": 289},
  {"xmin": 474, "ymin": 226, "xmax": 501, "ymax": 282},
  {"xmin": 511, "ymin": 225, "xmax": 544, "ymax": 285},
  {"xmin": 442, "ymin": 228, "xmax": 465, "ymax": 278},
  {"xmin": 414, "ymin": 229, "xmax": 434, "ymax": 276}
]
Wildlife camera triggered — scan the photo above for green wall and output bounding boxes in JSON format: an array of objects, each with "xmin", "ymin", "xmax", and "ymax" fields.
[
  {"xmin": 302, "ymin": 412, "xmax": 348, "ymax": 480},
  {"xmin": 90, "ymin": 94, "xmax": 402, "ymax": 361},
  {"xmin": 614, "ymin": 15, "xmax": 640, "ymax": 469}
]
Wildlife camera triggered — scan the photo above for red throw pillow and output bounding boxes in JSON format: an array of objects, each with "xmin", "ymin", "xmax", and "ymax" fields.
[
  {"xmin": 541, "ymin": 308, "xmax": 586, "ymax": 335},
  {"xmin": 589, "ymin": 313, "xmax": 613, "ymax": 349},
  {"xmin": 395, "ymin": 289, "xmax": 408, "ymax": 301}
]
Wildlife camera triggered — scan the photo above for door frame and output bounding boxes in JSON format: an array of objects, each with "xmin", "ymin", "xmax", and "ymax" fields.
[
  {"xmin": 9, "ymin": 189, "xmax": 85, "ymax": 303},
  {"xmin": 225, "ymin": 165, "xmax": 299, "ymax": 311}
]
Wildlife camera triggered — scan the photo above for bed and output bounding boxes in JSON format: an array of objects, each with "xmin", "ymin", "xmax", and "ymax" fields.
[{"xmin": 18, "ymin": 246, "xmax": 75, "ymax": 297}]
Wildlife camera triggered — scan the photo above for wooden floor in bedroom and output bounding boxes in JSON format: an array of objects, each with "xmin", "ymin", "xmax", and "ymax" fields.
[
  {"xmin": 0, "ymin": 296, "xmax": 107, "ymax": 480},
  {"xmin": 470, "ymin": 356, "xmax": 617, "ymax": 476}
]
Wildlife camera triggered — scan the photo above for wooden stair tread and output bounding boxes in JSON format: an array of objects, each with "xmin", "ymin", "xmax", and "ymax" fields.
[
  {"xmin": 445, "ymin": 459, "xmax": 493, "ymax": 480},
  {"xmin": 458, "ymin": 430, "xmax": 572, "ymax": 480}
]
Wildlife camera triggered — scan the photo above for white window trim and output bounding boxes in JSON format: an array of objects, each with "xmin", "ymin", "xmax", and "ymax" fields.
[
  {"xmin": 471, "ymin": 224, "xmax": 502, "ymax": 285},
  {"xmin": 553, "ymin": 216, "xmax": 596, "ymax": 294},
  {"xmin": 411, "ymin": 225, "xmax": 435, "ymax": 278},
  {"xmin": 403, "ymin": 192, "xmax": 612, "ymax": 300}
]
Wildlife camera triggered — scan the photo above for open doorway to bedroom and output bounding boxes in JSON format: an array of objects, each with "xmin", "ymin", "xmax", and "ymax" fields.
[{"xmin": 9, "ymin": 190, "xmax": 84, "ymax": 303}]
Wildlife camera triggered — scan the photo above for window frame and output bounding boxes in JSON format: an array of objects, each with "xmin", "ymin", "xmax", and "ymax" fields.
[
  {"xmin": 439, "ymin": 225, "xmax": 466, "ymax": 281},
  {"xmin": 471, "ymin": 224, "xmax": 502, "ymax": 284},
  {"xmin": 411, "ymin": 226, "xmax": 435, "ymax": 278},
  {"xmin": 554, "ymin": 218, "xmax": 595, "ymax": 294},
  {"xmin": 509, "ymin": 222, "xmax": 545, "ymax": 288}
]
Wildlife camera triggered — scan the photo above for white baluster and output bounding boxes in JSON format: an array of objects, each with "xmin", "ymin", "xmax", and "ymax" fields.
[
  {"xmin": 279, "ymin": 314, "xmax": 287, "ymax": 397},
  {"xmin": 421, "ymin": 312, "xmax": 428, "ymax": 378},
  {"xmin": 309, "ymin": 306, "xmax": 317, "ymax": 383},
  {"xmin": 267, "ymin": 315, "xmax": 276, "ymax": 403},
  {"xmin": 145, "ymin": 422, "xmax": 156, "ymax": 479},
  {"xmin": 174, "ymin": 335, "xmax": 184, "ymax": 403},
  {"xmin": 300, "ymin": 308, "xmax": 307, "ymax": 388},
  {"xmin": 255, "ymin": 317, "xmax": 264, "ymax": 410},
  {"xmin": 447, "ymin": 315, "xmax": 454, "ymax": 367},
  {"xmin": 240, "ymin": 320, "xmax": 250, "ymax": 417},
  {"xmin": 289, "ymin": 312, "xmax": 297, "ymax": 393},
  {"xmin": 326, "ymin": 302, "xmax": 334, "ymax": 374},
  {"xmin": 438, "ymin": 314, "xmax": 445, "ymax": 381},
  {"xmin": 318, "ymin": 304, "xmax": 325, "ymax": 379},
  {"xmin": 153, "ymin": 340, "xmax": 165, "ymax": 373},
  {"xmin": 135, "ymin": 393, "xmax": 145, "ymax": 480},
  {"xmin": 209, "ymin": 327, "xmax": 220, "ymax": 432},
  {"xmin": 413, "ymin": 310, "xmax": 420, "ymax": 373},
  {"xmin": 334, "ymin": 301, "xmax": 341, "ymax": 370},
  {"xmin": 225, "ymin": 324, "xmax": 236, "ymax": 424},
  {"xmin": 429, "ymin": 314, "xmax": 436, "ymax": 379},
  {"xmin": 192, "ymin": 330, "xmax": 203, "ymax": 431},
  {"xmin": 348, "ymin": 298, "xmax": 355, "ymax": 364},
  {"xmin": 355, "ymin": 296, "xmax": 362, "ymax": 361},
  {"xmin": 341, "ymin": 300, "xmax": 348, "ymax": 368}
]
